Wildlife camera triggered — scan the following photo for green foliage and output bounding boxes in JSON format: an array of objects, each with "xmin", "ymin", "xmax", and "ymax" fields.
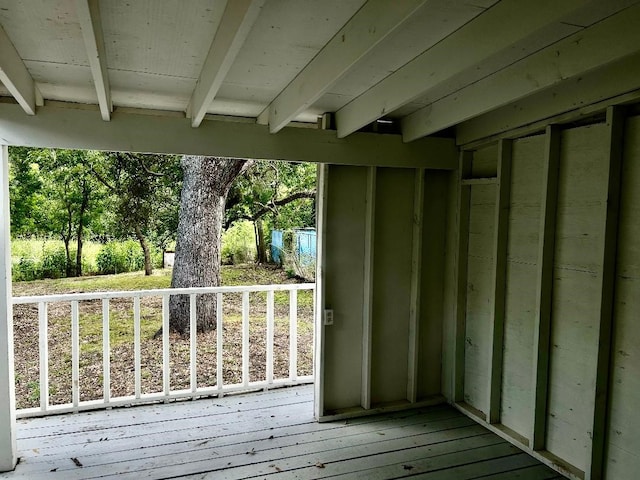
[
  {"xmin": 96, "ymin": 240, "xmax": 147, "ymax": 275},
  {"xmin": 40, "ymin": 247, "xmax": 68, "ymax": 279},
  {"xmin": 221, "ymin": 221, "xmax": 257, "ymax": 264}
]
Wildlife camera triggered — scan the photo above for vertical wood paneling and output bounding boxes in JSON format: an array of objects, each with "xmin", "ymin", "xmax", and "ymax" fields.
[
  {"xmin": 417, "ymin": 170, "xmax": 447, "ymax": 400},
  {"xmin": 464, "ymin": 151, "xmax": 497, "ymax": 414},
  {"xmin": 322, "ymin": 165, "xmax": 367, "ymax": 412},
  {"xmin": 454, "ymin": 151, "xmax": 472, "ymax": 403},
  {"xmin": 488, "ymin": 139, "xmax": 512, "ymax": 424},
  {"xmin": 530, "ymin": 127, "xmax": 561, "ymax": 450},
  {"xmin": 498, "ymin": 134, "xmax": 545, "ymax": 441},
  {"xmin": 371, "ymin": 168, "xmax": 414, "ymax": 405},
  {"xmin": 606, "ymin": 114, "xmax": 640, "ymax": 479},
  {"xmin": 545, "ymin": 123, "xmax": 609, "ymax": 472}
]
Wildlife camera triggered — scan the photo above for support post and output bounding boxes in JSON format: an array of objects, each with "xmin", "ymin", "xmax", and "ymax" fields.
[
  {"xmin": 313, "ymin": 164, "xmax": 328, "ymax": 420},
  {"xmin": 587, "ymin": 106, "xmax": 625, "ymax": 480},
  {"xmin": 361, "ymin": 167, "xmax": 376, "ymax": 410},
  {"xmin": 453, "ymin": 151, "xmax": 472, "ymax": 403},
  {"xmin": 0, "ymin": 144, "xmax": 17, "ymax": 471},
  {"xmin": 488, "ymin": 139, "xmax": 512, "ymax": 423},
  {"xmin": 531, "ymin": 125, "xmax": 561, "ymax": 450},
  {"xmin": 407, "ymin": 168, "xmax": 425, "ymax": 403}
]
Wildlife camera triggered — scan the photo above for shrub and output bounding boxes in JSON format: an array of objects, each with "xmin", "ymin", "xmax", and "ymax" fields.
[
  {"xmin": 96, "ymin": 240, "xmax": 145, "ymax": 274},
  {"xmin": 222, "ymin": 221, "xmax": 256, "ymax": 265},
  {"xmin": 40, "ymin": 247, "xmax": 68, "ymax": 279},
  {"xmin": 13, "ymin": 257, "xmax": 40, "ymax": 282}
]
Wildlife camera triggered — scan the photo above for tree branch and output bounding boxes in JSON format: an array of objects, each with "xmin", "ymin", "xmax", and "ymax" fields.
[{"xmin": 228, "ymin": 190, "xmax": 315, "ymax": 226}]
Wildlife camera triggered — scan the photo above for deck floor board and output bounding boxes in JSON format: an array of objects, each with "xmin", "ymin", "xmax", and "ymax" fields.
[{"xmin": 1, "ymin": 385, "xmax": 563, "ymax": 479}]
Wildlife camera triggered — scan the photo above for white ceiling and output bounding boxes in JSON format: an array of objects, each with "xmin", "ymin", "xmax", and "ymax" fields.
[{"xmin": 1, "ymin": 0, "xmax": 640, "ymax": 144}]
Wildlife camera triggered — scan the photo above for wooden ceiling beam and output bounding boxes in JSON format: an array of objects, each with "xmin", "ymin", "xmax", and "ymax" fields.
[
  {"xmin": 76, "ymin": 0, "xmax": 112, "ymax": 121},
  {"xmin": 264, "ymin": 0, "xmax": 427, "ymax": 134},
  {"xmin": 402, "ymin": 4, "xmax": 640, "ymax": 142},
  {"xmin": 334, "ymin": 0, "xmax": 590, "ymax": 139},
  {"xmin": 187, "ymin": 0, "xmax": 264, "ymax": 128},
  {"xmin": 0, "ymin": 24, "xmax": 39, "ymax": 116}
]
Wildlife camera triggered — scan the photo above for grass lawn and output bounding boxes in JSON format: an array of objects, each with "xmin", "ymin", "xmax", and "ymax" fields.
[{"xmin": 12, "ymin": 265, "xmax": 315, "ymax": 410}]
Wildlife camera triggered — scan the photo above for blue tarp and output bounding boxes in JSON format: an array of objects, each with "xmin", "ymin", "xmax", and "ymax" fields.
[{"xmin": 271, "ymin": 228, "xmax": 316, "ymax": 266}]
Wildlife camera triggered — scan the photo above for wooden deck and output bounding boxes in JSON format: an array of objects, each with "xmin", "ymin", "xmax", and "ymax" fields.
[{"xmin": 1, "ymin": 385, "xmax": 564, "ymax": 479}]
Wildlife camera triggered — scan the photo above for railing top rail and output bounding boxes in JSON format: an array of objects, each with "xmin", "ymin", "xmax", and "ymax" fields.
[{"xmin": 12, "ymin": 282, "xmax": 316, "ymax": 304}]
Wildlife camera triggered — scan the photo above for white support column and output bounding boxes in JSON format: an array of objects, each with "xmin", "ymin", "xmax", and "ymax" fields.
[
  {"xmin": 313, "ymin": 164, "xmax": 329, "ymax": 420},
  {"xmin": 0, "ymin": 144, "xmax": 17, "ymax": 472}
]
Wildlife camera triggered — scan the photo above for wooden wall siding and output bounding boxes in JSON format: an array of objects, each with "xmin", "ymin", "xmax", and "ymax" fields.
[
  {"xmin": 320, "ymin": 164, "xmax": 449, "ymax": 417},
  {"xmin": 472, "ymin": 143, "xmax": 498, "ymax": 178},
  {"xmin": 545, "ymin": 124, "xmax": 608, "ymax": 471},
  {"xmin": 371, "ymin": 168, "xmax": 414, "ymax": 405},
  {"xmin": 500, "ymin": 134, "xmax": 545, "ymax": 439},
  {"xmin": 418, "ymin": 170, "xmax": 447, "ymax": 400},
  {"xmin": 606, "ymin": 115, "xmax": 640, "ymax": 479},
  {"xmin": 463, "ymin": 181, "xmax": 497, "ymax": 414},
  {"xmin": 322, "ymin": 165, "xmax": 367, "ymax": 412}
]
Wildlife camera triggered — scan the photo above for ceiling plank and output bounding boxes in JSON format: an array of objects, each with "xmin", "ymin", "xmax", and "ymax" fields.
[
  {"xmin": 334, "ymin": 0, "xmax": 590, "ymax": 138},
  {"xmin": 0, "ymin": 24, "xmax": 38, "ymax": 115},
  {"xmin": 75, "ymin": 0, "xmax": 112, "ymax": 121},
  {"xmin": 402, "ymin": 4, "xmax": 640, "ymax": 142},
  {"xmin": 188, "ymin": 0, "xmax": 264, "ymax": 128},
  {"xmin": 0, "ymin": 102, "xmax": 457, "ymax": 170},
  {"xmin": 265, "ymin": 0, "xmax": 427, "ymax": 134}
]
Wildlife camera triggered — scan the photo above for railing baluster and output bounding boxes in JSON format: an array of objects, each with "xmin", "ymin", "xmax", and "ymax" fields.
[
  {"xmin": 266, "ymin": 290, "xmax": 274, "ymax": 387},
  {"xmin": 38, "ymin": 302, "xmax": 49, "ymax": 412},
  {"xmin": 242, "ymin": 291, "xmax": 249, "ymax": 387},
  {"xmin": 14, "ymin": 284, "xmax": 317, "ymax": 418},
  {"xmin": 133, "ymin": 296, "xmax": 141, "ymax": 399},
  {"xmin": 71, "ymin": 301, "xmax": 80, "ymax": 409},
  {"xmin": 189, "ymin": 294, "xmax": 197, "ymax": 394},
  {"xmin": 162, "ymin": 295, "xmax": 170, "ymax": 399},
  {"xmin": 289, "ymin": 289, "xmax": 298, "ymax": 382},
  {"xmin": 216, "ymin": 292, "xmax": 223, "ymax": 396},
  {"xmin": 102, "ymin": 298, "xmax": 110, "ymax": 404}
]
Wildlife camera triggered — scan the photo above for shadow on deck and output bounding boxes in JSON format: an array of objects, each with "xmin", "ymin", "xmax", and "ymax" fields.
[{"xmin": 2, "ymin": 385, "xmax": 564, "ymax": 479}]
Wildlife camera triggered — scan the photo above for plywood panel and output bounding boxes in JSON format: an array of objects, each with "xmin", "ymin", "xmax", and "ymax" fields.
[
  {"xmin": 472, "ymin": 143, "xmax": 498, "ymax": 178},
  {"xmin": 370, "ymin": 168, "xmax": 415, "ymax": 405},
  {"xmin": 323, "ymin": 165, "xmax": 367, "ymax": 411},
  {"xmin": 500, "ymin": 134, "xmax": 545, "ymax": 439},
  {"xmin": 605, "ymin": 115, "xmax": 640, "ymax": 479},
  {"xmin": 545, "ymin": 123, "xmax": 608, "ymax": 471},
  {"xmin": 464, "ymin": 182, "xmax": 496, "ymax": 413},
  {"xmin": 418, "ymin": 170, "xmax": 448, "ymax": 399}
]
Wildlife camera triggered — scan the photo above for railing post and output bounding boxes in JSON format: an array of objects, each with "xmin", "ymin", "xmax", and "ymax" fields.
[
  {"xmin": 242, "ymin": 291, "xmax": 250, "ymax": 387},
  {"xmin": 216, "ymin": 292, "xmax": 223, "ymax": 396},
  {"xmin": 266, "ymin": 290, "xmax": 274, "ymax": 387},
  {"xmin": 133, "ymin": 296, "xmax": 141, "ymax": 399},
  {"xmin": 289, "ymin": 289, "xmax": 298, "ymax": 382},
  {"xmin": 0, "ymin": 144, "xmax": 17, "ymax": 471},
  {"xmin": 71, "ymin": 301, "xmax": 80, "ymax": 410},
  {"xmin": 189, "ymin": 294, "xmax": 197, "ymax": 394},
  {"xmin": 162, "ymin": 295, "xmax": 170, "ymax": 400},
  {"xmin": 102, "ymin": 298, "xmax": 110, "ymax": 405},
  {"xmin": 38, "ymin": 302, "xmax": 49, "ymax": 412}
]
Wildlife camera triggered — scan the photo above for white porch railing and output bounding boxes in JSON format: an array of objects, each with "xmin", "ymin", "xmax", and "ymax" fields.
[{"xmin": 12, "ymin": 283, "xmax": 315, "ymax": 418}]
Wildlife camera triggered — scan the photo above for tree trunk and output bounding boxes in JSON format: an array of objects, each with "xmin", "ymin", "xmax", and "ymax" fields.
[
  {"xmin": 134, "ymin": 225, "xmax": 153, "ymax": 276},
  {"xmin": 75, "ymin": 186, "xmax": 89, "ymax": 277},
  {"xmin": 255, "ymin": 219, "xmax": 267, "ymax": 264},
  {"xmin": 169, "ymin": 156, "xmax": 250, "ymax": 335},
  {"xmin": 63, "ymin": 205, "xmax": 73, "ymax": 277}
]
